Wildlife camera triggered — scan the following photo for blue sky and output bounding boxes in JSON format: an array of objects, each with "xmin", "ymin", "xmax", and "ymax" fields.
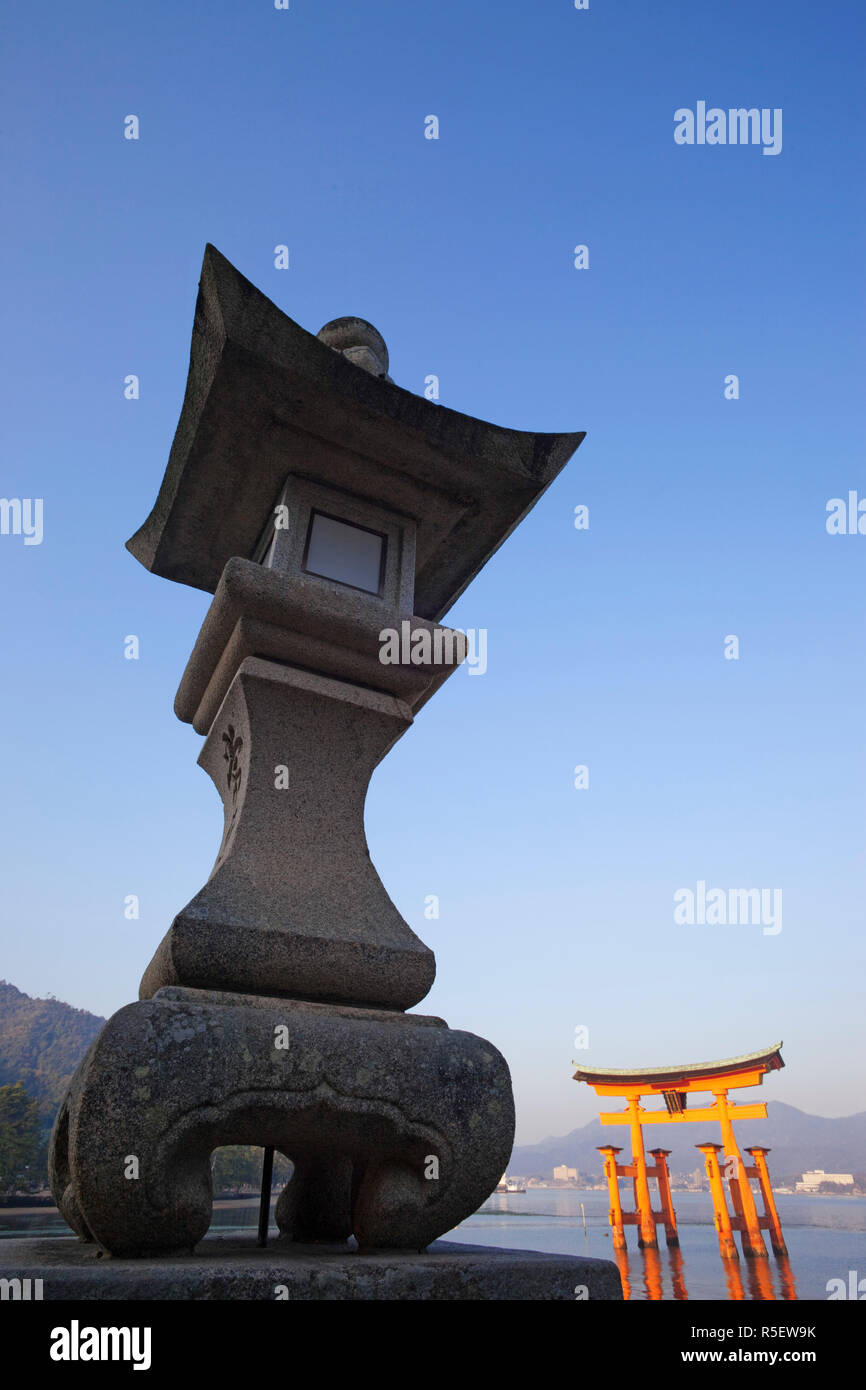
[{"xmin": 1, "ymin": 0, "xmax": 864, "ymax": 1144}]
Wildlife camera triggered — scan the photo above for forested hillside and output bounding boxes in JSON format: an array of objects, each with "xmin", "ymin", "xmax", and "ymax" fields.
[{"xmin": 0, "ymin": 980, "xmax": 104, "ymax": 1123}]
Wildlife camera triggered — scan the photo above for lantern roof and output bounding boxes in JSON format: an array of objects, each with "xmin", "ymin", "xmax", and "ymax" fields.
[{"xmin": 126, "ymin": 245, "xmax": 585, "ymax": 622}]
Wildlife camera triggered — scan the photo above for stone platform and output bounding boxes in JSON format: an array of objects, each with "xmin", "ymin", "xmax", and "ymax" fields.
[{"xmin": 0, "ymin": 1236, "xmax": 623, "ymax": 1301}]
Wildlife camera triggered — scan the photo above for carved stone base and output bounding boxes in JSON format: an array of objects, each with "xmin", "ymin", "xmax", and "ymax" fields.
[
  {"xmin": 49, "ymin": 988, "xmax": 515, "ymax": 1258},
  {"xmin": 0, "ymin": 1236, "xmax": 624, "ymax": 1301}
]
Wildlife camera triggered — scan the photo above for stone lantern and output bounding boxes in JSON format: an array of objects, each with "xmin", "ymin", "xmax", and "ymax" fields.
[{"xmin": 49, "ymin": 245, "xmax": 586, "ymax": 1259}]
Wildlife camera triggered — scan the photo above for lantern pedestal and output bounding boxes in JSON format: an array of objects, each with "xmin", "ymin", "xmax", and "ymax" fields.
[
  {"xmin": 51, "ymin": 652, "xmax": 514, "ymax": 1256},
  {"xmin": 50, "ymin": 988, "xmax": 514, "ymax": 1256},
  {"xmin": 140, "ymin": 655, "xmax": 439, "ymax": 1012}
]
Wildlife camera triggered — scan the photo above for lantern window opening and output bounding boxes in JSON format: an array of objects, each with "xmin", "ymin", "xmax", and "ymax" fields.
[
  {"xmin": 248, "ymin": 473, "xmax": 413, "ymax": 611},
  {"xmin": 301, "ymin": 509, "xmax": 388, "ymax": 597}
]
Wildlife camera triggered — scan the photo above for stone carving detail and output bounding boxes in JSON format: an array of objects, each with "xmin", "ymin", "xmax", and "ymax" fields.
[{"xmin": 222, "ymin": 724, "xmax": 243, "ymax": 802}]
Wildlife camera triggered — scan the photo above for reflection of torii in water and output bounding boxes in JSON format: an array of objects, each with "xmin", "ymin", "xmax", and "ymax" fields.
[
  {"xmin": 574, "ymin": 1043, "xmax": 788, "ymax": 1260},
  {"xmin": 612, "ymin": 1242, "xmax": 798, "ymax": 1302}
]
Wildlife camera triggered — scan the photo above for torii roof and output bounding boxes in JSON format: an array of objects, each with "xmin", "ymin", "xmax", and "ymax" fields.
[
  {"xmin": 126, "ymin": 244, "xmax": 585, "ymax": 622},
  {"xmin": 573, "ymin": 1043, "xmax": 784, "ymax": 1088}
]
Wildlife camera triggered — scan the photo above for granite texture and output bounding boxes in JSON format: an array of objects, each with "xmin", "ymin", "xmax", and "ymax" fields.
[
  {"xmin": 49, "ymin": 989, "xmax": 515, "ymax": 1258},
  {"xmin": 173, "ymin": 559, "xmax": 467, "ymax": 734},
  {"xmin": 140, "ymin": 657, "xmax": 436, "ymax": 1009},
  {"xmin": 0, "ymin": 1236, "xmax": 624, "ymax": 1301}
]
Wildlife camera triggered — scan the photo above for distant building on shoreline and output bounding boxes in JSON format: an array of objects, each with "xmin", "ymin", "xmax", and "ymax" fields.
[{"xmin": 796, "ymin": 1169, "xmax": 854, "ymax": 1192}]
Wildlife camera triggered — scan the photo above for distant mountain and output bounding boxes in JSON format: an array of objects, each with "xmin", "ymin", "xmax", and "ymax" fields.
[
  {"xmin": 0, "ymin": 981, "xmax": 105, "ymax": 1124},
  {"xmin": 510, "ymin": 1103, "xmax": 866, "ymax": 1181}
]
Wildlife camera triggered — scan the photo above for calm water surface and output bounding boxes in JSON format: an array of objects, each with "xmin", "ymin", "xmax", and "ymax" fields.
[
  {"xmin": 449, "ymin": 1190, "xmax": 866, "ymax": 1300},
  {"xmin": 3, "ymin": 1190, "xmax": 863, "ymax": 1300}
]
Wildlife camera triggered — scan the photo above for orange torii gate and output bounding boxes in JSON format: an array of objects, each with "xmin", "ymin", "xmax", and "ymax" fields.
[{"xmin": 574, "ymin": 1043, "xmax": 788, "ymax": 1260}]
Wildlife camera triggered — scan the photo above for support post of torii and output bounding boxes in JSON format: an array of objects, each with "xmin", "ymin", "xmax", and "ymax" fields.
[
  {"xmin": 746, "ymin": 1147, "xmax": 789, "ymax": 1256},
  {"xmin": 598, "ymin": 1145, "xmax": 627, "ymax": 1251},
  {"xmin": 596, "ymin": 1142, "xmax": 679, "ymax": 1251},
  {"xmin": 627, "ymin": 1097, "xmax": 657, "ymax": 1248},
  {"xmin": 649, "ymin": 1148, "xmax": 679, "ymax": 1247},
  {"xmin": 697, "ymin": 1142, "xmax": 739, "ymax": 1260},
  {"xmin": 713, "ymin": 1087, "xmax": 766, "ymax": 1257}
]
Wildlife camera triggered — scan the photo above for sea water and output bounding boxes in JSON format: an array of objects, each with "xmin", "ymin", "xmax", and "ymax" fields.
[
  {"xmin": 3, "ymin": 1190, "xmax": 863, "ymax": 1300},
  {"xmin": 447, "ymin": 1189, "xmax": 866, "ymax": 1300}
]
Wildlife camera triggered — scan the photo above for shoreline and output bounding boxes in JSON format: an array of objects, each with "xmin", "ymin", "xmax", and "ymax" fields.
[
  {"xmin": 2, "ymin": 1188, "xmax": 863, "ymax": 1221},
  {"xmin": 0, "ymin": 1195, "xmax": 266, "ymax": 1218}
]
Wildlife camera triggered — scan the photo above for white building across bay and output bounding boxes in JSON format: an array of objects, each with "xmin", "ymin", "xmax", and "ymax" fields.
[{"xmin": 796, "ymin": 1170, "xmax": 854, "ymax": 1192}]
